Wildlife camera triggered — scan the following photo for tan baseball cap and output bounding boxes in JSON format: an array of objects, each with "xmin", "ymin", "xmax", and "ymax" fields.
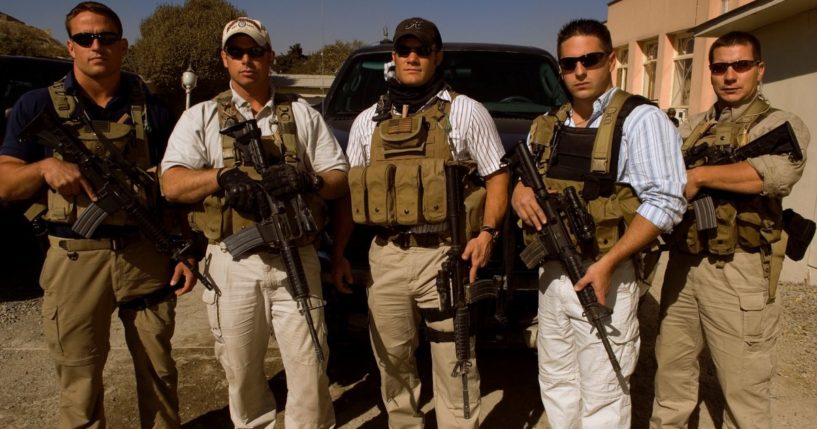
[{"xmin": 222, "ymin": 17, "xmax": 271, "ymax": 49}]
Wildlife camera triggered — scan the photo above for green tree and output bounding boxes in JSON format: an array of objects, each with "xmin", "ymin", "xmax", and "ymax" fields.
[
  {"xmin": 274, "ymin": 43, "xmax": 307, "ymax": 74},
  {"xmin": 128, "ymin": 0, "xmax": 244, "ymax": 115},
  {"xmin": 289, "ymin": 40, "xmax": 364, "ymax": 75}
]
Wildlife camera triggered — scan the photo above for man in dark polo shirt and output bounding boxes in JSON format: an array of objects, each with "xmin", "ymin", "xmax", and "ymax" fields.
[{"xmin": 0, "ymin": 2, "xmax": 191, "ymax": 428}]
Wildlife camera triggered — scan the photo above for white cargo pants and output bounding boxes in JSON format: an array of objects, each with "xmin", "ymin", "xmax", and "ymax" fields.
[
  {"xmin": 537, "ymin": 259, "xmax": 641, "ymax": 429},
  {"xmin": 202, "ymin": 243, "xmax": 335, "ymax": 429}
]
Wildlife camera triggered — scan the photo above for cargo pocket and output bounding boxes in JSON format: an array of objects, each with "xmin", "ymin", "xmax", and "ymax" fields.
[
  {"xmin": 738, "ymin": 292, "xmax": 766, "ymax": 344},
  {"xmin": 202, "ymin": 287, "xmax": 222, "ymax": 339},
  {"xmin": 394, "ymin": 164, "xmax": 421, "ymax": 225},
  {"xmin": 348, "ymin": 166, "xmax": 369, "ymax": 224},
  {"xmin": 421, "ymin": 159, "xmax": 446, "ymax": 223},
  {"xmin": 464, "ymin": 184, "xmax": 486, "ymax": 236},
  {"xmin": 380, "ymin": 116, "xmax": 428, "ymax": 157},
  {"xmin": 736, "ymin": 211, "xmax": 763, "ymax": 249},
  {"xmin": 366, "ymin": 163, "xmax": 395, "ymax": 225},
  {"xmin": 587, "ymin": 197, "xmax": 620, "ymax": 255},
  {"xmin": 41, "ymin": 297, "xmax": 63, "ymax": 356},
  {"xmin": 189, "ymin": 195, "xmax": 225, "ymax": 241},
  {"xmin": 708, "ymin": 203, "xmax": 737, "ymax": 255}
]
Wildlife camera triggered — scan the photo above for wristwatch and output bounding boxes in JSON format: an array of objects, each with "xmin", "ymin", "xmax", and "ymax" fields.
[{"xmin": 479, "ymin": 225, "xmax": 500, "ymax": 243}]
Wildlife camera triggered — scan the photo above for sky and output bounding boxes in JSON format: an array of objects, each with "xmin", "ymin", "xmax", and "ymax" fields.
[{"xmin": 1, "ymin": 0, "xmax": 610, "ymax": 55}]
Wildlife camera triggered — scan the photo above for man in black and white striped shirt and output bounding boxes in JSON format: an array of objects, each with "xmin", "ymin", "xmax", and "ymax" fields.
[{"xmin": 346, "ymin": 17, "xmax": 508, "ymax": 428}]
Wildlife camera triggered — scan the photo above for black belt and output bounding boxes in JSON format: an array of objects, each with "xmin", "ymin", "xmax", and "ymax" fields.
[
  {"xmin": 119, "ymin": 285, "xmax": 180, "ymax": 311},
  {"xmin": 47, "ymin": 223, "xmax": 140, "ymax": 240},
  {"xmin": 376, "ymin": 232, "xmax": 446, "ymax": 249}
]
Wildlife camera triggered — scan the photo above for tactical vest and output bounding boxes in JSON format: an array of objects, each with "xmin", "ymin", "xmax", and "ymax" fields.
[
  {"xmin": 669, "ymin": 97, "xmax": 782, "ymax": 256},
  {"xmin": 36, "ymin": 79, "xmax": 153, "ymax": 226},
  {"xmin": 348, "ymin": 93, "xmax": 486, "ymax": 237},
  {"xmin": 187, "ymin": 90, "xmax": 326, "ymax": 245},
  {"xmin": 528, "ymin": 90, "xmax": 651, "ymax": 258}
]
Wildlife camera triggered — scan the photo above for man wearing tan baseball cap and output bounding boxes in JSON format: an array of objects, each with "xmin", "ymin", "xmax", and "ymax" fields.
[{"xmin": 161, "ymin": 15, "xmax": 348, "ymax": 429}]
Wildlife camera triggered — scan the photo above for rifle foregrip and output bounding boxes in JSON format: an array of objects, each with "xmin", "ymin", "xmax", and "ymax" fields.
[{"xmin": 454, "ymin": 306, "xmax": 470, "ymax": 361}]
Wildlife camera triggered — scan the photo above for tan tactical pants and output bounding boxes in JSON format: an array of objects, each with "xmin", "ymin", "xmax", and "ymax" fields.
[
  {"xmin": 202, "ymin": 243, "xmax": 335, "ymax": 429},
  {"xmin": 40, "ymin": 235, "xmax": 179, "ymax": 429},
  {"xmin": 367, "ymin": 239, "xmax": 480, "ymax": 429},
  {"xmin": 651, "ymin": 250, "xmax": 781, "ymax": 429}
]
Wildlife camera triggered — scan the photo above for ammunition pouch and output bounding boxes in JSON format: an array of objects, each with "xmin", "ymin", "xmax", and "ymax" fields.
[{"xmin": 350, "ymin": 93, "xmax": 487, "ymax": 236}]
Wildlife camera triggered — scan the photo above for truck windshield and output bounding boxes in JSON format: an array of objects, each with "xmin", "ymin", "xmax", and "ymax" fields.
[{"xmin": 326, "ymin": 50, "xmax": 566, "ymax": 119}]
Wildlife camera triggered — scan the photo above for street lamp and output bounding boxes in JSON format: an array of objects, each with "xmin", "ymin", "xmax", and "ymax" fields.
[{"xmin": 181, "ymin": 64, "xmax": 197, "ymax": 110}]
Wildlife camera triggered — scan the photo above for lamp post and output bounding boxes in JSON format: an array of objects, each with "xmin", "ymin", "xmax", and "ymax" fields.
[{"xmin": 181, "ymin": 64, "xmax": 197, "ymax": 110}]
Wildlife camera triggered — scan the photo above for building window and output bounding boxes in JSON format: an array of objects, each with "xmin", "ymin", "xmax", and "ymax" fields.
[
  {"xmin": 671, "ymin": 33, "xmax": 694, "ymax": 108},
  {"xmin": 616, "ymin": 46, "xmax": 628, "ymax": 91},
  {"xmin": 640, "ymin": 39, "xmax": 658, "ymax": 101}
]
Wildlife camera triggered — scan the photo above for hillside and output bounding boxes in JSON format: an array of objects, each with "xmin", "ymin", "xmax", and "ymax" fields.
[{"xmin": 0, "ymin": 12, "xmax": 67, "ymax": 57}]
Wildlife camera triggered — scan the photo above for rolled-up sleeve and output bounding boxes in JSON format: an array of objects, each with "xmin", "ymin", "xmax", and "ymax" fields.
[
  {"xmin": 745, "ymin": 112, "xmax": 810, "ymax": 198},
  {"xmin": 160, "ymin": 101, "xmax": 220, "ymax": 173},
  {"xmin": 620, "ymin": 105, "xmax": 687, "ymax": 233}
]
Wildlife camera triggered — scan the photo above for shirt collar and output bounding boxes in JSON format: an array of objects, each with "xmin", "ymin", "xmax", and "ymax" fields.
[
  {"xmin": 228, "ymin": 81, "xmax": 275, "ymax": 118},
  {"xmin": 711, "ymin": 91, "xmax": 761, "ymax": 122},
  {"xmin": 567, "ymin": 87, "xmax": 618, "ymax": 126},
  {"xmin": 63, "ymin": 70, "xmax": 133, "ymax": 109}
]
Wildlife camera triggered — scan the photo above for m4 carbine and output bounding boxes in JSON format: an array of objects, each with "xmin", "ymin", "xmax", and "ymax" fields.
[
  {"xmin": 19, "ymin": 111, "xmax": 219, "ymax": 294},
  {"xmin": 219, "ymin": 119, "xmax": 325, "ymax": 368},
  {"xmin": 684, "ymin": 121, "xmax": 813, "ymax": 259},
  {"xmin": 503, "ymin": 141, "xmax": 621, "ymax": 373},
  {"xmin": 435, "ymin": 162, "xmax": 500, "ymax": 419}
]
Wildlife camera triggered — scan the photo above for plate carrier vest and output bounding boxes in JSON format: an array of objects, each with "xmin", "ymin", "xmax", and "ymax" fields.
[
  {"xmin": 348, "ymin": 91, "xmax": 486, "ymax": 238},
  {"xmin": 187, "ymin": 90, "xmax": 325, "ymax": 246},
  {"xmin": 669, "ymin": 97, "xmax": 782, "ymax": 257},
  {"xmin": 35, "ymin": 78, "xmax": 153, "ymax": 227}
]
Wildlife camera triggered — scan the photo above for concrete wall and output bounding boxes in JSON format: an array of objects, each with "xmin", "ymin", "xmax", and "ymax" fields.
[
  {"xmin": 607, "ymin": 0, "xmax": 755, "ymax": 114},
  {"xmin": 753, "ymin": 7, "xmax": 817, "ymax": 284}
]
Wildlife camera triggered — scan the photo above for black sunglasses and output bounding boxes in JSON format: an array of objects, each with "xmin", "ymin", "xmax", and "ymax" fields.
[
  {"xmin": 225, "ymin": 46, "xmax": 268, "ymax": 59},
  {"xmin": 709, "ymin": 60, "xmax": 761, "ymax": 75},
  {"xmin": 558, "ymin": 51, "xmax": 610, "ymax": 72},
  {"xmin": 394, "ymin": 45, "xmax": 435, "ymax": 57},
  {"xmin": 70, "ymin": 32, "xmax": 121, "ymax": 48}
]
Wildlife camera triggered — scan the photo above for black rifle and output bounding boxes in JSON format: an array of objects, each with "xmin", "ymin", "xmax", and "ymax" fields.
[
  {"xmin": 685, "ymin": 122, "xmax": 805, "ymax": 232},
  {"xmin": 19, "ymin": 111, "xmax": 219, "ymax": 294},
  {"xmin": 684, "ymin": 121, "xmax": 803, "ymax": 168},
  {"xmin": 219, "ymin": 119, "xmax": 324, "ymax": 368},
  {"xmin": 504, "ymin": 142, "xmax": 621, "ymax": 373},
  {"xmin": 435, "ymin": 163, "xmax": 500, "ymax": 419}
]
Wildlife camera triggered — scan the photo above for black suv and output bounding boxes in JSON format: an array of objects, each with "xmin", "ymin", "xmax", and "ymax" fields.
[
  {"xmin": 320, "ymin": 42, "xmax": 568, "ymax": 345},
  {"xmin": 1, "ymin": 55, "xmax": 73, "ymax": 138},
  {"xmin": 1, "ymin": 56, "xmax": 75, "ymax": 293}
]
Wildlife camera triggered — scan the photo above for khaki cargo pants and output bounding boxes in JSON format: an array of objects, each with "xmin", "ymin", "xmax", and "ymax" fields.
[
  {"xmin": 651, "ymin": 250, "xmax": 781, "ymax": 429},
  {"xmin": 367, "ymin": 238, "xmax": 480, "ymax": 429},
  {"xmin": 41, "ymin": 235, "xmax": 179, "ymax": 429}
]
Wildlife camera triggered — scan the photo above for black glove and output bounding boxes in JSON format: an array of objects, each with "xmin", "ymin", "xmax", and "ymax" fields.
[
  {"xmin": 217, "ymin": 167, "xmax": 266, "ymax": 214},
  {"xmin": 261, "ymin": 164, "xmax": 322, "ymax": 198}
]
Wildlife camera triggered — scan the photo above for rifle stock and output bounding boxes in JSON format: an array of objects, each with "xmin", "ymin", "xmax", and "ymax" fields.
[
  {"xmin": 505, "ymin": 141, "xmax": 621, "ymax": 373},
  {"xmin": 19, "ymin": 111, "xmax": 219, "ymax": 294}
]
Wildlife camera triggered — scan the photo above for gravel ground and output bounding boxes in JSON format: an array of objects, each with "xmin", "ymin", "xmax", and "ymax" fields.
[{"xmin": 1, "ymin": 278, "xmax": 815, "ymax": 428}]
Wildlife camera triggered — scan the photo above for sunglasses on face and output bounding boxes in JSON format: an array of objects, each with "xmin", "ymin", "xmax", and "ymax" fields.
[
  {"xmin": 558, "ymin": 51, "xmax": 609, "ymax": 72},
  {"xmin": 708, "ymin": 59, "xmax": 761, "ymax": 75},
  {"xmin": 394, "ymin": 45, "xmax": 435, "ymax": 57},
  {"xmin": 225, "ymin": 46, "xmax": 268, "ymax": 59},
  {"xmin": 70, "ymin": 32, "xmax": 121, "ymax": 48}
]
